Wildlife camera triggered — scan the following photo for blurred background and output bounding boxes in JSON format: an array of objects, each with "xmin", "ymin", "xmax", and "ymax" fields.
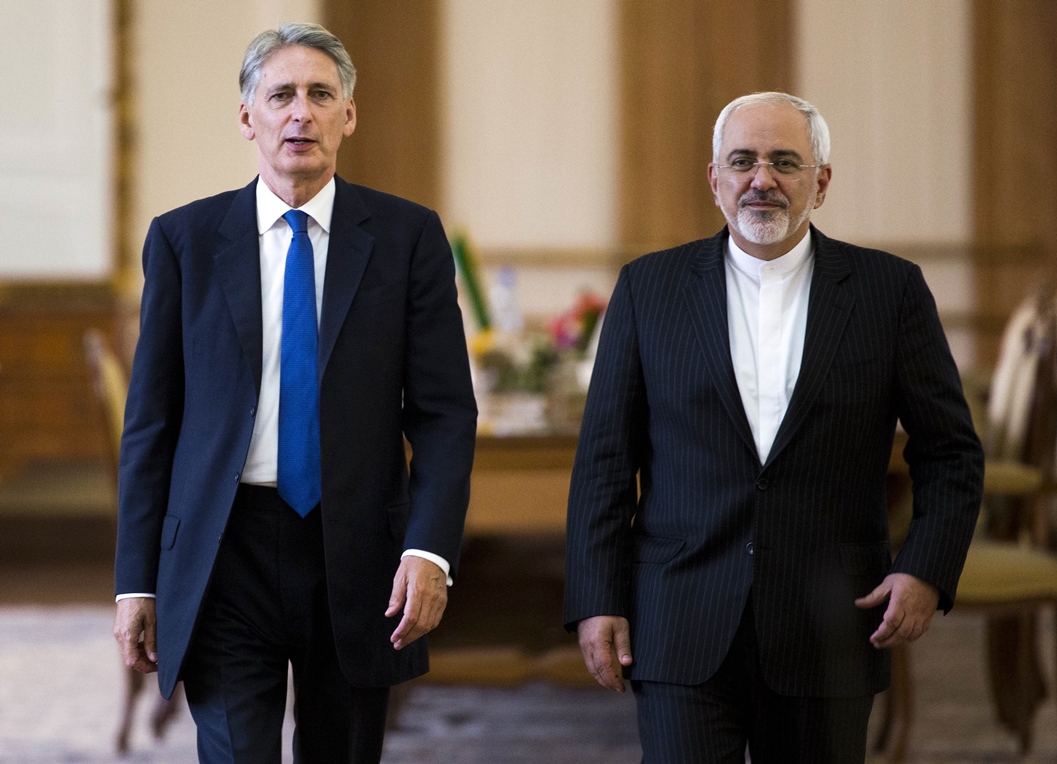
[{"xmin": 2, "ymin": 0, "xmax": 1057, "ymax": 761}]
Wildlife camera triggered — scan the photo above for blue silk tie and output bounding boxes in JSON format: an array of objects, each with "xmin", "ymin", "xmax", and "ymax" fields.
[{"xmin": 278, "ymin": 209, "xmax": 321, "ymax": 516}]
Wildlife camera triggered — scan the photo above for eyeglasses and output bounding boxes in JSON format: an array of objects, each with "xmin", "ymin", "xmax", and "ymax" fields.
[{"xmin": 715, "ymin": 158, "xmax": 821, "ymax": 177}]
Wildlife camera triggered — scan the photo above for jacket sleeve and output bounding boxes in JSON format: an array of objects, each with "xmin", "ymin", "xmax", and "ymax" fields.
[
  {"xmin": 891, "ymin": 264, "xmax": 984, "ymax": 612},
  {"xmin": 114, "ymin": 218, "xmax": 186, "ymax": 596},
  {"xmin": 564, "ymin": 265, "xmax": 647, "ymax": 628},
  {"xmin": 400, "ymin": 210, "xmax": 478, "ymax": 579}
]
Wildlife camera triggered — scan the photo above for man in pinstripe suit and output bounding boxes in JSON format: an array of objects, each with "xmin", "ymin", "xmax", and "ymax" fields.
[{"xmin": 564, "ymin": 92, "xmax": 983, "ymax": 762}]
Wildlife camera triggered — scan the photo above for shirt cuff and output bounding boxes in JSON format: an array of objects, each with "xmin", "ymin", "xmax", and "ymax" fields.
[
  {"xmin": 115, "ymin": 593, "xmax": 156, "ymax": 602},
  {"xmin": 401, "ymin": 549, "xmax": 453, "ymax": 586}
]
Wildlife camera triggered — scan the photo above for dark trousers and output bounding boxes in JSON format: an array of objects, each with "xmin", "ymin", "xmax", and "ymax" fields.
[
  {"xmin": 633, "ymin": 595, "xmax": 874, "ymax": 764},
  {"xmin": 182, "ymin": 485, "xmax": 389, "ymax": 764}
]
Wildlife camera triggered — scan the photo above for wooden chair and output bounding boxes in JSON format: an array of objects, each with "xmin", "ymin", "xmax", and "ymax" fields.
[
  {"xmin": 83, "ymin": 329, "xmax": 183, "ymax": 754},
  {"xmin": 874, "ymin": 293, "xmax": 1057, "ymax": 761}
]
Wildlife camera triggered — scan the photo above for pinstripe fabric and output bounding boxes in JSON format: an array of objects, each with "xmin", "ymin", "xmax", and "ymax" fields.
[{"xmin": 564, "ymin": 226, "xmax": 983, "ymax": 698}]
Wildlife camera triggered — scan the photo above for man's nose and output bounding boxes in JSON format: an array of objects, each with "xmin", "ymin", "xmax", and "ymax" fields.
[
  {"xmin": 750, "ymin": 164, "xmax": 779, "ymax": 189},
  {"xmin": 290, "ymin": 93, "xmax": 313, "ymax": 121}
]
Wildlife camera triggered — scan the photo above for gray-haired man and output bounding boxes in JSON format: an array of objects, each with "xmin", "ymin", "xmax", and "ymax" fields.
[{"xmin": 113, "ymin": 23, "xmax": 476, "ymax": 762}]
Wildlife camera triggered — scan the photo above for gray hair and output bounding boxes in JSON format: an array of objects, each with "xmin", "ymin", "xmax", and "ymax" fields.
[
  {"xmin": 712, "ymin": 92, "xmax": 831, "ymax": 166},
  {"xmin": 239, "ymin": 22, "xmax": 357, "ymax": 105}
]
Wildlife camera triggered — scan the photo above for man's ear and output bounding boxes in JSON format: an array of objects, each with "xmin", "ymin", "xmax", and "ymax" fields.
[
  {"xmin": 813, "ymin": 165, "xmax": 832, "ymax": 208},
  {"xmin": 343, "ymin": 97, "xmax": 357, "ymax": 138},
  {"xmin": 707, "ymin": 163, "xmax": 721, "ymax": 206},
  {"xmin": 238, "ymin": 103, "xmax": 255, "ymax": 141}
]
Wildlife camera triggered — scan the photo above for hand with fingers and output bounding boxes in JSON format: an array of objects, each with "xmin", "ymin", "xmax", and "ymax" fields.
[
  {"xmin": 114, "ymin": 597, "xmax": 159, "ymax": 674},
  {"xmin": 855, "ymin": 572, "xmax": 940, "ymax": 649},
  {"xmin": 387, "ymin": 556, "xmax": 448, "ymax": 650},
  {"xmin": 577, "ymin": 615, "xmax": 633, "ymax": 692}
]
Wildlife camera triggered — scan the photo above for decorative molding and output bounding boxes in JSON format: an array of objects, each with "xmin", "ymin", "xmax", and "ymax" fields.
[
  {"xmin": 111, "ymin": 0, "xmax": 138, "ymax": 294},
  {"xmin": 474, "ymin": 246, "xmax": 629, "ymax": 271}
]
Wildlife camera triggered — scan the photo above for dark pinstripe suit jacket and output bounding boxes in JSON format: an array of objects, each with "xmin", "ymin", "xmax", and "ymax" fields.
[{"xmin": 564, "ymin": 226, "xmax": 983, "ymax": 698}]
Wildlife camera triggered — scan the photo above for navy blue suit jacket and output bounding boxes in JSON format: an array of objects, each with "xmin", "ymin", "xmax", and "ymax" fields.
[
  {"xmin": 564, "ymin": 226, "xmax": 983, "ymax": 697},
  {"xmin": 116, "ymin": 177, "xmax": 477, "ymax": 697}
]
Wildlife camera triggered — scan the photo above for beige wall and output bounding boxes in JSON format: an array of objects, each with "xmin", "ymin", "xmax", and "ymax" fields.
[
  {"xmin": 8, "ymin": 0, "xmax": 979, "ymax": 343},
  {"xmin": 133, "ymin": 0, "xmax": 320, "ymax": 253},
  {"xmin": 440, "ymin": 0, "xmax": 621, "ymax": 319},
  {"xmin": 440, "ymin": 0, "xmax": 619, "ymax": 252},
  {"xmin": 796, "ymin": 0, "xmax": 974, "ymax": 365},
  {"xmin": 796, "ymin": 0, "xmax": 972, "ymax": 246},
  {"xmin": 0, "ymin": 0, "xmax": 112, "ymax": 279}
]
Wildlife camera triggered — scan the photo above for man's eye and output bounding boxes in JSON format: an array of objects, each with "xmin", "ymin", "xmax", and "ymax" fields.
[
  {"xmin": 730, "ymin": 158, "xmax": 755, "ymax": 170},
  {"xmin": 271, "ymin": 92, "xmax": 290, "ymax": 102},
  {"xmin": 773, "ymin": 159, "xmax": 799, "ymax": 172}
]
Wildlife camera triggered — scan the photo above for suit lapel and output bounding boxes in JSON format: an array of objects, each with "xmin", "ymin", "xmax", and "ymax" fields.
[
  {"xmin": 684, "ymin": 230, "xmax": 757, "ymax": 458},
  {"xmin": 765, "ymin": 228, "xmax": 854, "ymax": 466},
  {"xmin": 318, "ymin": 178, "xmax": 375, "ymax": 378},
  {"xmin": 215, "ymin": 179, "xmax": 264, "ymax": 396}
]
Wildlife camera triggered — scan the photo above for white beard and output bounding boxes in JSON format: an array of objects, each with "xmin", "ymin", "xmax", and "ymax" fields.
[{"xmin": 733, "ymin": 202, "xmax": 813, "ymax": 246}]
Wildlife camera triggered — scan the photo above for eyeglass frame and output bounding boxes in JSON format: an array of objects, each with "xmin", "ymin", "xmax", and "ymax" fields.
[{"xmin": 714, "ymin": 157, "xmax": 824, "ymax": 178}]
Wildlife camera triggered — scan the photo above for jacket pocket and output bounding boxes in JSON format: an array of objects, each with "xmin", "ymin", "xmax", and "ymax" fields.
[
  {"xmin": 839, "ymin": 540, "xmax": 891, "ymax": 576},
  {"xmin": 386, "ymin": 501, "xmax": 411, "ymax": 540},
  {"xmin": 160, "ymin": 514, "xmax": 181, "ymax": 550},
  {"xmin": 633, "ymin": 534, "xmax": 685, "ymax": 564}
]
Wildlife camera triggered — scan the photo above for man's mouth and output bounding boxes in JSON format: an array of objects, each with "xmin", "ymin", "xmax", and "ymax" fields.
[
  {"xmin": 739, "ymin": 194, "xmax": 788, "ymax": 211},
  {"xmin": 285, "ymin": 137, "xmax": 316, "ymax": 147}
]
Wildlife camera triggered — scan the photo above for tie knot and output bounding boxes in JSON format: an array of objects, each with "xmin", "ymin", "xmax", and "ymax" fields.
[{"xmin": 283, "ymin": 209, "xmax": 309, "ymax": 235}]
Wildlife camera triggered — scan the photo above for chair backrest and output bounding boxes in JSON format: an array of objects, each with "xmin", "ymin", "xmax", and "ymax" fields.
[{"xmin": 83, "ymin": 329, "xmax": 128, "ymax": 473}]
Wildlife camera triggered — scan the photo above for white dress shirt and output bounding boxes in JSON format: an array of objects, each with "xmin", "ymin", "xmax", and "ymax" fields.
[
  {"xmin": 116, "ymin": 177, "xmax": 448, "ymax": 601},
  {"xmin": 725, "ymin": 231, "xmax": 814, "ymax": 464}
]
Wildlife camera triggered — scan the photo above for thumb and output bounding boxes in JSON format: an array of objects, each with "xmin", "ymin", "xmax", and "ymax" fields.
[
  {"xmin": 613, "ymin": 621, "xmax": 633, "ymax": 666},
  {"xmin": 855, "ymin": 581, "xmax": 891, "ymax": 610},
  {"xmin": 144, "ymin": 616, "xmax": 158, "ymax": 663},
  {"xmin": 386, "ymin": 573, "xmax": 407, "ymax": 617}
]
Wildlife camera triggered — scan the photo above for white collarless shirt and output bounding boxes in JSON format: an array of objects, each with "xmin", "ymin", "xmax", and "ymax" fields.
[{"xmin": 725, "ymin": 231, "xmax": 814, "ymax": 464}]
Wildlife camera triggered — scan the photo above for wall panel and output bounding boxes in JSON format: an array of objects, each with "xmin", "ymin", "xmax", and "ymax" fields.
[
  {"xmin": 326, "ymin": 0, "xmax": 442, "ymax": 209},
  {"xmin": 619, "ymin": 0, "xmax": 794, "ymax": 253}
]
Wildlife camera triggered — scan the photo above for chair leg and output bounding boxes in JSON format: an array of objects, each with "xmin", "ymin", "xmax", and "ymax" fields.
[
  {"xmin": 386, "ymin": 681, "xmax": 412, "ymax": 730},
  {"xmin": 1014, "ymin": 613, "xmax": 1039, "ymax": 753},
  {"xmin": 871, "ymin": 687, "xmax": 894, "ymax": 754},
  {"xmin": 987, "ymin": 613, "xmax": 1045, "ymax": 750},
  {"xmin": 888, "ymin": 643, "xmax": 913, "ymax": 763},
  {"xmin": 872, "ymin": 644, "xmax": 912, "ymax": 762},
  {"xmin": 115, "ymin": 665, "xmax": 145, "ymax": 754},
  {"xmin": 150, "ymin": 681, "xmax": 183, "ymax": 740}
]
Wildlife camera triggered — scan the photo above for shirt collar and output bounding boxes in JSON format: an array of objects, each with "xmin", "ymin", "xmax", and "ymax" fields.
[
  {"xmin": 726, "ymin": 228, "xmax": 814, "ymax": 281},
  {"xmin": 255, "ymin": 176, "xmax": 336, "ymax": 234}
]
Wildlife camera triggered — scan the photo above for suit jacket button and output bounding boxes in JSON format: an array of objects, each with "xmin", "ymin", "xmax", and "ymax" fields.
[
  {"xmin": 756, "ymin": 478, "xmax": 768, "ymax": 491},
  {"xmin": 745, "ymin": 542, "xmax": 754, "ymax": 555},
  {"xmin": 250, "ymin": 406, "xmax": 256, "ymax": 416}
]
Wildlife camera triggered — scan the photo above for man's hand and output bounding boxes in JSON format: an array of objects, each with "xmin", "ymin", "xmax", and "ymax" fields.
[
  {"xmin": 386, "ymin": 556, "xmax": 448, "ymax": 650},
  {"xmin": 577, "ymin": 615, "xmax": 633, "ymax": 692},
  {"xmin": 855, "ymin": 572, "xmax": 940, "ymax": 649},
  {"xmin": 113, "ymin": 597, "xmax": 158, "ymax": 674}
]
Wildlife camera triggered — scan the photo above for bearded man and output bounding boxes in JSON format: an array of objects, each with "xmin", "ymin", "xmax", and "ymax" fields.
[{"xmin": 564, "ymin": 92, "xmax": 983, "ymax": 763}]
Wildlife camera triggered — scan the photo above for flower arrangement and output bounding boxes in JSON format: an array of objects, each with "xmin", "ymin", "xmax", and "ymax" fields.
[
  {"xmin": 547, "ymin": 292, "xmax": 607, "ymax": 355},
  {"xmin": 451, "ymin": 230, "xmax": 607, "ymax": 429}
]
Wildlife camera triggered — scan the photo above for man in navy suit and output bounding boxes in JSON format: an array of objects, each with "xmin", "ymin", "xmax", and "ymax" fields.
[
  {"xmin": 112, "ymin": 23, "xmax": 476, "ymax": 763},
  {"xmin": 565, "ymin": 92, "xmax": 983, "ymax": 762}
]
